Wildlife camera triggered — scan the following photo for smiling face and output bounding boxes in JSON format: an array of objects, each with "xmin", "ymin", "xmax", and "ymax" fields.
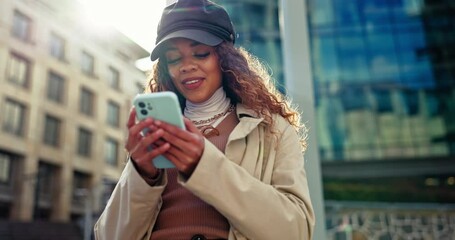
[{"xmin": 164, "ymin": 38, "xmax": 223, "ymax": 103}]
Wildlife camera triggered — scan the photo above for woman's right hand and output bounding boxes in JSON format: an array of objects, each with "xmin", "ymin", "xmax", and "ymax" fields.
[{"xmin": 124, "ymin": 108, "xmax": 170, "ymax": 179}]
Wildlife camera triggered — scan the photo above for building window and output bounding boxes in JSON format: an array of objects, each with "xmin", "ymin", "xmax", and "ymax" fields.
[
  {"xmin": 37, "ymin": 162, "xmax": 57, "ymax": 204},
  {"xmin": 2, "ymin": 99, "xmax": 26, "ymax": 136},
  {"xmin": 7, "ymin": 53, "xmax": 30, "ymax": 88},
  {"xmin": 105, "ymin": 138, "xmax": 118, "ymax": 166},
  {"xmin": 107, "ymin": 101, "xmax": 120, "ymax": 127},
  {"xmin": 101, "ymin": 178, "xmax": 116, "ymax": 206},
  {"xmin": 72, "ymin": 171, "xmax": 91, "ymax": 207},
  {"xmin": 12, "ymin": 10, "xmax": 32, "ymax": 42},
  {"xmin": 49, "ymin": 32, "xmax": 65, "ymax": 61},
  {"xmin": 81, "ymin": 51, "xmax": 95, "ymax": 76},
  {"xmin": 107, "ymin": 67, "xmax": 120, "ymax": 90},
  {"xmin": 79, "ymin": 87, "xmax": 95, "ymax": 116},
  {"xmin": 401, "ymin": 90, "xmax": 419, "ymax": 116},
  {"xmin": 43, "ymin": 114, "xmax": 61, "ymax": 147},
  {"xmin": 47, "ymin": 71, "xmax": 65, "ymax": 103},
  {"xmin": 245, "ymin": 3, "xmax": 266, "ymax": 29},
  {"xmin": 373, "ymin": 89, "xmax": 393, "ymax": 113},
  {"xmin": 0, "ymin": 153, "xmax": 12, "ymax": 185},
  {"xmin": 77, "ymin": 127, "xmax": 92, "ymax": 157}
]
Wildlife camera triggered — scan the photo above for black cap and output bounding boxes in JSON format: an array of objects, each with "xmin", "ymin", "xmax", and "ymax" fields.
[{"xmin": 150, "ymin": 0, "xmax": 235, "ymax": 61}]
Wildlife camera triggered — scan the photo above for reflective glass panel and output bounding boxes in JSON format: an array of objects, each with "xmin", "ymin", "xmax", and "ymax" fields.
[{"xmin": 308, "ymin": 0, "xmax": 455, "ymax": 162}]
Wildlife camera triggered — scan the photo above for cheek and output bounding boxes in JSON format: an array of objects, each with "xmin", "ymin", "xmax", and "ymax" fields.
[
  {"xmin": 207, "ymin": 56, "xmax": 222, "ymax": 81},
  {"xmin": 214, "ymin": 66, "xmax": 223, "ymax": 85},
  {"xmin": 167, "ymin": 65, "xmax": 178, "ymax": 79},
  {"xmin": 167, "ymin": 66, "xmax": 180, "ymax": 87}
]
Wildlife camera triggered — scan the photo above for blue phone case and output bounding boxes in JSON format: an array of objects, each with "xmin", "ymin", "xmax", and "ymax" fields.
[{"xmin": 133, "ymin": 92, "xmax": 184, "ymax": 168}]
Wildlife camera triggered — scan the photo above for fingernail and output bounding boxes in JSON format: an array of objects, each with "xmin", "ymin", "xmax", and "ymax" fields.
[{"xmin": 154, "ymin": 120, "xmax": 161, "ymax": 126}]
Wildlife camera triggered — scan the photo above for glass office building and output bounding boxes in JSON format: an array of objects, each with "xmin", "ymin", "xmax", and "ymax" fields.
[
  {"xmin": 215, "ymin": 0, "xmax": 286, "ymax": 92},
  {"xmin": 218, "ymin": 0, "xmax": 454, "ymax": 238},
  {"xmin": 219, "ymin": 0, "xmax": 454, "ymax": 201},
  {"xmin": 307, "ymin": 0, "xmax": 455, "ymax": 203}
]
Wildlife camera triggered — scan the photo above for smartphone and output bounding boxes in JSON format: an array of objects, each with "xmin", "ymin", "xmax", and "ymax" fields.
[{"xmin": 133, "ymin": 91, "xmax": 184, "ymax": 168}]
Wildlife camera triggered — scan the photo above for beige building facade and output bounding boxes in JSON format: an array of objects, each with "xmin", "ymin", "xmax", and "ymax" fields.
[{"xmin": 0, "ymin": 0, "xmax": 148, "ymax": 222}]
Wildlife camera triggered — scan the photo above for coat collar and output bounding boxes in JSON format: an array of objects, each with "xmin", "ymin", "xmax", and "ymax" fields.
[{"xmin": 229, "ymin": 104, "xmax": 265, "ymax": 141}]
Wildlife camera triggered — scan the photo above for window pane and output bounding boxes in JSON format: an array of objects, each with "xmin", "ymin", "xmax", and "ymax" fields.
[
  {"xmin": 400, "ymin": 89, "xmax": 419, "ymax": 116},
  {"xmin": 395, "ymin": 26, "xmax": 434, "ymax": 88},
  {"xmin": 49, "ymin": 33, "xmax": 65, "ymax": 60},
  {"xmin": 3, "ymin": 99, "xmax": 26, "ymax": 136},
  {"xmin": 81, "ymin": 51, "xmax": 94, "ymax": 76},
  {"xmin": 361, "ymin": 0, "xmax": 393, "ymax": 27},
  {"xmin": 423, "ymin": 90, "xmax": 448, "ymax": 156},
  {"xmin": 333, "ymin": 0, "xmax": 362, "ymax": 27},
  {"xmin": 373, "ymin": 88, "xmax": 393, "ymax": 113},
  {"xmin": 107, "ymin": 67, "xmax": 120, "ymax": 89},
  {"xmin": 244, "ymin": 3, "xmax": 265, "ymax": 28},
  {"xmin": 77, "ymin": 128, "xmax": 92, "ymax": 157},
  {"xmin": 12, "ymin": 10, "xmax": 31, "ymax": 41},
  {"xmin": 316, "ymin": 93, "xmax": 346, "ymax": 160},
  {"xmin": 311, "ymin": 32, "xmax": 339, "ymax": 83},
  {"xmin": 72, "ymin": 171, "xmax": 91, "ymax": 206},
  {"xmin": 37, "ymin": 162, "xmax": 57, "ymax": 202},
  {"xmin": 107, "ymin": 101, "xmax": 120, "ymax": 127},
  {"xmin": 79, "ymin": 88, "xmax": 94, "ymax": 116},
  {"xmin": 101, "ymin": 179, "xmax": 116, "ymax": 206},
  {"xmin": 47, "ymin": 71, "xmax": 65, "ymax": 103},
  {"xmin": 0, "ymin": 153, "xmax": 12, "ymax": 184},
  {"xmin": 337, "ymin": 29, "xmax": 370, "ymax": 83},
  {"xmin": 390, "ymin": 0, "xmax": 424, "ymax": 22},
  {"xmin": 43, "ymin": 115, "xmax": 61, "ymax": 147},
  {"xmin": 105, "ymin": 138, "xmax": 118, "ymax": 166},
  {"xmin": 308, "ymin": 0, "xmax": 335, "ymax": 26},
  {"xmin": 8, "ymin": 53, "xmax": 30, "ymax": 87},
  {"xmin": 366, "ymin": 28, "xmax": 400, "ymax": 83}
]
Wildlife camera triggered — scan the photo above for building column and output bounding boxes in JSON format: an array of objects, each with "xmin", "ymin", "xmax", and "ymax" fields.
[
  {"xmin": 52, "ymin": 162, "xmax": 73, "ymax": 221},
  {"xmin": 279, "ymin": 0, "xmax": 327, "ymax": 239},
  {"xmin": 11, "ymin": 155, "xmax": 38, "ymax": 221}
]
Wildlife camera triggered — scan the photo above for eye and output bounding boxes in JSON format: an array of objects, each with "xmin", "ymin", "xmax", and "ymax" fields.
[
  {"xmin": 194, "ymin": 52, "xmax": 210, "ymax": 59},
  {"xmin": 166, "ymin": 57, "xmax": 181, "ymax": 65}
]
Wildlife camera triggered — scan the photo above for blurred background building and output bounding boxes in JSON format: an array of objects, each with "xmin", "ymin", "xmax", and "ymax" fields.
[
  {"xmin": 217, "ymin": 0, "xmax": 455, "ymax": 239},
  {"xmin": 0, "ymin": 0, "xmax": 147, "ymax": 238},
  {"xmin": 169, "ymin": 1, "xmax": 455, "ymax": 238},
  {"xmin": 1, "ymin": 0, "xmax": 454, "ymax": 239},
  {"xmin": 303, "ymin": 0, "xmax": 455, "ymax": 239}
]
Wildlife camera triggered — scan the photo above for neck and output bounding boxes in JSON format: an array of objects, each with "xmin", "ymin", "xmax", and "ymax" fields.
[{"xmin": 184, "ymin": 88, "xmax": 231, "ymax": 125}]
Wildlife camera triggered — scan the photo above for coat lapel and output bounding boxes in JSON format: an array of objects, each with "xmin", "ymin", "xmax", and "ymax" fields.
[{"xmin": 225, "ymin": 104, "xmax": 264, "ymax": 167}]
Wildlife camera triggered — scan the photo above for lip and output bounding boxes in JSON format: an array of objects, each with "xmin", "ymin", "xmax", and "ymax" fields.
[{"xmin": 181, "ymin": 77, "xmax": 204, "ymax": 90}]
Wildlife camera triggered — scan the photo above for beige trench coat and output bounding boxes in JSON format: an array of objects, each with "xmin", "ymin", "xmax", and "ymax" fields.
[{"xmin": 94, "ymin": 104, "xmax": 315, "ymax": 240}]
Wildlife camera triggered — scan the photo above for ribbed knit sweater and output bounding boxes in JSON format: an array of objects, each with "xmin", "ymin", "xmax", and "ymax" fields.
[{"xmin": 151, "ymin": 111, "xmax": 239, "ymax": 240}]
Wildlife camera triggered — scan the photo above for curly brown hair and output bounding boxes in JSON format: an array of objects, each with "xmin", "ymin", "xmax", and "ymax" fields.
[{"xmin": 145, "ymin": 42, "xmax": 307, "ymax": 150}]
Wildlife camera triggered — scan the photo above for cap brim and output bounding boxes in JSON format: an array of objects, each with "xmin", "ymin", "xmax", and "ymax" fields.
[{"xmin": 150, "ymin": 29, "xmax": 223, "ymax": 61}]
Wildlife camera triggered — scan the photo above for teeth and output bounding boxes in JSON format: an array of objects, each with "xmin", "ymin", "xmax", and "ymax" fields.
[{"xmin": 185, "ymin": 80, "xmax": 199, "ymax": 84}]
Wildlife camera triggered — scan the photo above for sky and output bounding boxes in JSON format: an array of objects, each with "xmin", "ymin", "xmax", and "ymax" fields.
[{"xmin": 77, "ymin": 0, "xmax": 169, "ymax": 69}]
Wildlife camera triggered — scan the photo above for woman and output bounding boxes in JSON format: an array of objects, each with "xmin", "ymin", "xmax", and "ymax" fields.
[{"xmin": 94, "ymin": 0, "xmax": 315, "ymax": 239}]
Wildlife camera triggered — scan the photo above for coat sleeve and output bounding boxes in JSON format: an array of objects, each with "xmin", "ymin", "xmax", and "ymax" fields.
[
  {"xmin": 180, "ymin": 120, "xmax": 315, "ymax": 240},
  {"xmin": 94, "ymin": 160, "xmax": 167, "ymax": 240}
]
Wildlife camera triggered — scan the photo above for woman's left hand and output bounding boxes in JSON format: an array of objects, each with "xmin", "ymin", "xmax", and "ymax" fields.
[{"xmin": 152, "ymin": 118, "xmax": 205, "ymax": 176}]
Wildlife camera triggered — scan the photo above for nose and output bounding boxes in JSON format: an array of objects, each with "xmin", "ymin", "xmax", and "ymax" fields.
[{"xmin": 179, "ymin": 58, "xmax": 197, "ymax": 73}]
